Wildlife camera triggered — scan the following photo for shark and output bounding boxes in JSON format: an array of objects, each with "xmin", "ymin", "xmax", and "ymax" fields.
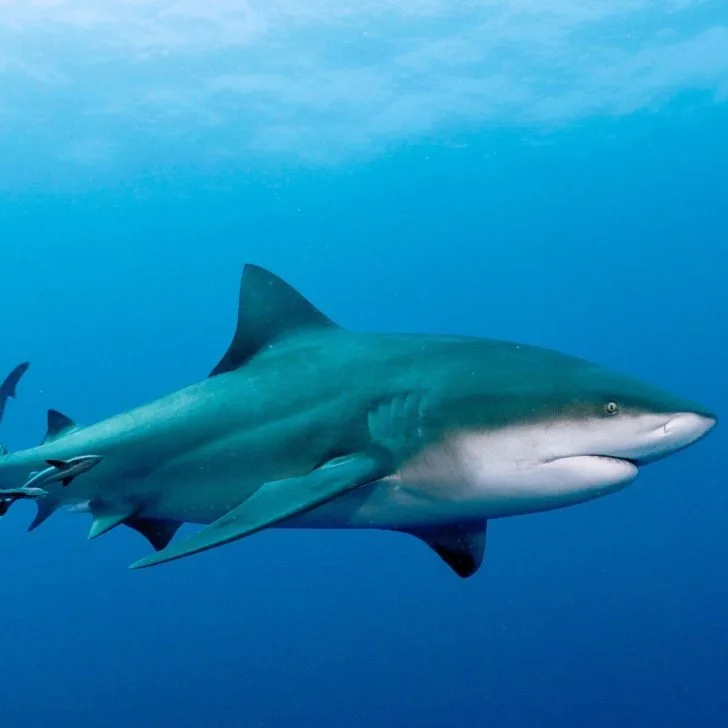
[{"xmin": 0, "ymin": 265, "xmax": 718, "ymax": 577}]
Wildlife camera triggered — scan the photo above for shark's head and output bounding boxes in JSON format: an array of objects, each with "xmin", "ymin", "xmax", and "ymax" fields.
[{"xmin": 416, "ymin": 343, "xmax": 718, "ymax": 515}]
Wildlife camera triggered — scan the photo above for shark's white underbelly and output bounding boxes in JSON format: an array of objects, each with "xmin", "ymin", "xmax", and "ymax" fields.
[
  {"xmin": 132, "ymin": 426, "xmax": 638, "ymax": 531},
  {"xmin": 140, "ymin": 470, "xmax": 626, "ymax": 532}
]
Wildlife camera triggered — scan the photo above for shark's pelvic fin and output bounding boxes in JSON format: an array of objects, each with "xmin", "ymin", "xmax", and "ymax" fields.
[
  {"xmin": 130, "ymin": 452, "xmax": 391, "ymax": 569},
  {"xmin": 44, "ymin": 409, "xmax": 79, "ymax": 444},
  {"xmin": 209, "ymin": 264, "xmax": 338, "ymax": 377},
  {"xmin": 123, "ymin": 516, "xmax": 182, "ymax": 551},
  {"xmin": 405, "ymin": 522, "xmax": 488, "ymax": 579}
]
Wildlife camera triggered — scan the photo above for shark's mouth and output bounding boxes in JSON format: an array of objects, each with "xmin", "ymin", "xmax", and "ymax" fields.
[
  {"xmin": 547, "ymin": 455, "xmax": 639, "ymax": 466},
  {"xmin": 543, "ymin": 455, "xmax": 640, "ymax": 484},
  {"xmin": 584, "ymin": 455, "xmax": 644, "ymax": 470}
]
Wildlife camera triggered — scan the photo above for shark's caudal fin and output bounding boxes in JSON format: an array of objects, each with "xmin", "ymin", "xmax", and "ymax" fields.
[
  {"xmin": 0, "ymin": 362, "xmax": 30, "ymax": 427},
  {"xmin": 0, "ymin": 362, "xmax": 29, "ymax": 401},
  {"xmin": 28, "ymin": 497, "xmax": 61, "ymax": 531},
  {"xmin": 209, "ymin": 264, "xmax": 338, "ymax": 376},
  {"xmin": 404, "ymin": 522, "xmax": 488, "ymax": 578}
]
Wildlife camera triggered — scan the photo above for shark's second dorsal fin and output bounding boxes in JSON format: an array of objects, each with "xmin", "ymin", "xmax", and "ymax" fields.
[
  {"xmin": 210, "ymin": 264, "xmax": 337, "ymax": 377},
  {"xmin": 43, "ymin": 409, "xmax": 79, "ymax": 444}
]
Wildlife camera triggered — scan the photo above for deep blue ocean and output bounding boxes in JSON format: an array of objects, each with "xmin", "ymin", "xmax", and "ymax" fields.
[{"xmin": 1, "ymin": 4, "xmax": 727, "ymax": 728}]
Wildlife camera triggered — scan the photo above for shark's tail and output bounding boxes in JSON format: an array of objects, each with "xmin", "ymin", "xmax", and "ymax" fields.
[
  {"xmin": 0, "ymin": 362, "xmax": 30, "ymax": 428},
  {"xmin": 27, "ymin": 495, "xmax": 62, "ymax": 530},
  {"xmin": 0, "ymin": 361, "xmax": 29, "ymax": 402}
]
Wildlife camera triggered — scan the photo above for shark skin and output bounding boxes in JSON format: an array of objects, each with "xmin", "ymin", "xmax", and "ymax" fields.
[{"xmin": 0, "ymin": 265, "xmax": 718, "ymax": 577}]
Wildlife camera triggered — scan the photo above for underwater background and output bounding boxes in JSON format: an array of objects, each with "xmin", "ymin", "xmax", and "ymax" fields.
[{"xmin": 1, "ymin": 3, "xmax": 726, "ymax": 727}]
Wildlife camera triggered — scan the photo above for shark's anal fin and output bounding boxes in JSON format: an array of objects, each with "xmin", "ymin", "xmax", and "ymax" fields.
[
  {"xmin": 44, "ymin": 409, "xmax": 79, "ymax": 444},
  {"xmin": 130, "ymin": 452, "xmax": 391, "ymax": 569},
  {"xmin": 209, "ymin": 264, "xmax": 338, "ymax": 377},
  {"xmin": 404, "ymin": 522, "xmax": 488, "ymax": 579},
  {"xmin": 123, "ymin": 517, "xmax": 182, "ymax": 551},
  {"xmin": 88, "ymin": 501, "xmax": 139, "ymax": 540}
]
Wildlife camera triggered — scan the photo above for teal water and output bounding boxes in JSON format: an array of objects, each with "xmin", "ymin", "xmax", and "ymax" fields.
[{"xmin": 1, "ymin": 4, "xmax": 727, "ymax": 727}]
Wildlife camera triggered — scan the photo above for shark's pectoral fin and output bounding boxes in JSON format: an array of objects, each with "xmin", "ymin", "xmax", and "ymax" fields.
[
  {"xmin": 404, "ymin": 521, "xmax": 488, "ymax": 579},
  {"xmin": 123, "ymin": 516, "xmax": 182, "ymax": 551},
  {"xmin": 130, "ymin": 452, "xmax": 391, "ymax": 569}
]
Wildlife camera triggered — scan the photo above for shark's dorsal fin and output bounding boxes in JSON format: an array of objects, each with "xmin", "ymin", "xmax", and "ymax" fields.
[
  {"xmin": 210, "ymin": 264, "xmax": 337, "ymax": 377},
  {"xmin": 405, "ymin": 522, "xmax": 488, "ymax": 579},
  {"xmin": 43, "ymin": 409, "xmax": 79, "ymax": 444}
]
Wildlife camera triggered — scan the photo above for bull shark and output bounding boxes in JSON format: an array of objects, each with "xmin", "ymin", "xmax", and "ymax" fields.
[{"xmin": 0, "ymin": 265, "xmax": 718, "ymax": 577}]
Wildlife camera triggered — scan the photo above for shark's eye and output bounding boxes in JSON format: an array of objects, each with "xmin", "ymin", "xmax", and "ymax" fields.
[{"xmin": 603, "ymin": 401, "xmax": 620, "ymax": 416}]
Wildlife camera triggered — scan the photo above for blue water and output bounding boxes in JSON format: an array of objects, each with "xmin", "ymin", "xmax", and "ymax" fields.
[{"xmin": 1, "ymin": 5, "xmax": 727, "ymax": 727}]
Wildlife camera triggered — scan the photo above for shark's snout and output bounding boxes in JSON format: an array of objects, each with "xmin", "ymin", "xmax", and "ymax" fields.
[
  {"xmin": 663, "ymin": 412, "xmax": 716, "ymax": 441},
  {"xmin": 634, "ymin": 411, "xmax": 717, "ymax": 465}
]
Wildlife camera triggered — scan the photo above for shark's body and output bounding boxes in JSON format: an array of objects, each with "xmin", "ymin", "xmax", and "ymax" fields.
[{"xmin": 0, "ymin": 266, "xmax": 717, "ymax": 577}]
